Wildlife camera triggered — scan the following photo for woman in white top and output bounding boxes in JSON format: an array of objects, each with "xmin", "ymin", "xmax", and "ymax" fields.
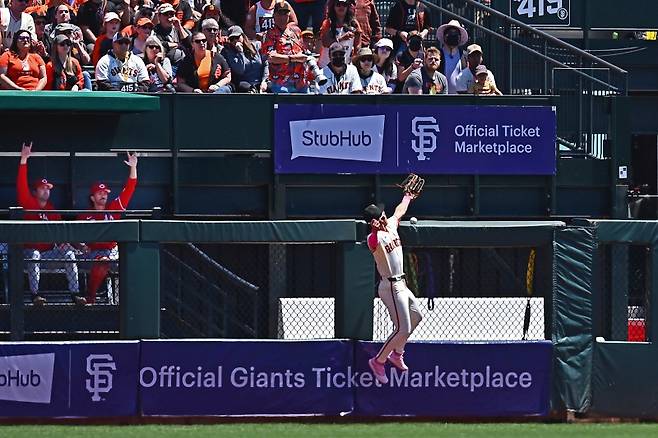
[
  {"xmin": 373, "ymin": 37, "xmax": 397, "ymax": 93},
  {"xmin": 353, "ymin": 46, "xmax": 388, "ymax": 94}
]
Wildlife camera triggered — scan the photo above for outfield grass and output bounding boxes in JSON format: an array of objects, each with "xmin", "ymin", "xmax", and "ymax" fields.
[{"xmin": 1, "ymin": 423, "xmax": 658, "ymax": 438}]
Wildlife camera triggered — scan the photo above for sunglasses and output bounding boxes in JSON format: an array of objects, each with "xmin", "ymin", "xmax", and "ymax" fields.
[
  {"xmin": 359, "ymin": 57, "xmax": 373, "ymax": 63},
  {"xmin": 17, "ymin": 36, "xmax": 31, "ymax": 42},
  {"xmin": 204, "ymin": 28, "xmax": 219, "ymax": 33},
  {"xmin": 146, "ymin": 44, "xmax": 160, "ymax": 49},
  {"xmin": 116, "ymin": 40, "xmax": 131, "ymax": 45},
  {"xmin": 58, "ymin": 41, "xmax": 72, "ymax": 46},
  {"xmin": 193, "ymin": 39, "xmax": 207, "ymax": 43},
  {"xmin": 377, "ymin": 46, "xmax": 391, "ymax": 52}
]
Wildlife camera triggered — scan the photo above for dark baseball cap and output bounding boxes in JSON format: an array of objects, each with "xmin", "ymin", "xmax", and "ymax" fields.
[
  {"xmin": 273, "ymin": 1, "xmax": 290, "ymax": 13},
  {"xmin": 363, "ymin": 204, "xmax": 384, "ymax": 223}
]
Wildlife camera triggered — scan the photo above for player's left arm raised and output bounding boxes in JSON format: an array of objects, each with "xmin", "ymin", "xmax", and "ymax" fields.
[{"xmin": 392, "ymin": 174, "xmax": 424, "ymax": 222}]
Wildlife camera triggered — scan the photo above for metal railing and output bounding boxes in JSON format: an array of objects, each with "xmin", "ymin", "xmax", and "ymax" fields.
[
  {"xmin": 160, "ymin": 243, "xmax": 261, "ymax": 339},
  {"xmin": 421, "ymin": 0, "xmax": 628, "ymax": 156}
]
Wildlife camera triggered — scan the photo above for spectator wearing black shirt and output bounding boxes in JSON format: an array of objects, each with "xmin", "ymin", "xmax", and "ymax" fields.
[
  {"xmin": 384, "ymin": 0, "xmax": 430, "ymax": 55},
  {"xmin": 77, "ymin": 0, "xmax": 105, "ymax": 45},
  {"xmin": 154, "ymin": 2, "xmax": 191, "ymax": 70},
  {"xmin": 395, "ymin": 30, "xmax": 423, "ymax": 86},
  {"xmin": 221, "ymin": 24, "xmax": 264, "ymax": 92}
]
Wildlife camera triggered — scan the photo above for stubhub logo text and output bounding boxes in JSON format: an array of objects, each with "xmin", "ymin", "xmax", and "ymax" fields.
[
  {"xmin": 0, "ymin": 353, "xmax": 55, "ymax": 404},
  {"xmin": 290, "ymin": 115, "xmax": 385, "ymax": 162}
]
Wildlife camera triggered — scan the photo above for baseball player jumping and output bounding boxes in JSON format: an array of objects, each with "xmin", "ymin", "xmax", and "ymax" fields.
[{"xmin": 364, "ymin": 174, "xmax": 424, "ymax": 384}]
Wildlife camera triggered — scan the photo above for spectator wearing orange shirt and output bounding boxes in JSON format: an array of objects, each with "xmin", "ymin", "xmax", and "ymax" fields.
[
  {"xmin": 176, "ymin": 31, "xmax": 232, "ymax": 93},
  {"xmin": 91, "ymin": 12, "xmax": 122, "ymax": 66},
  {"xmin": 0, "ymin": 30, "xmax": 47, "ymax": 90}
]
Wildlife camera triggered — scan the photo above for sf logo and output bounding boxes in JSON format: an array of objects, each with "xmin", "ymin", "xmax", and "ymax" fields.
[
  {"xmin": 411, "ymin": 116, "xmax": 440, "ymax": 161},
  {"xmin": 85, "ymin": 354, "xmax": 116, "ymax": 402}
]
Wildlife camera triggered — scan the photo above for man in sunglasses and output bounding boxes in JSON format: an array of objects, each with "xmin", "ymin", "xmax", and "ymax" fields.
[
  {"xmin": 0, "ymin": 0, "xmax": 37, "ymax": 50},
  {"xmin": 96, "ymin": 30, "xmax": 149, "ymax": 92},
  {"xmin": 153, "ymin": 2, "xmax": 190, "ymax": 70}
]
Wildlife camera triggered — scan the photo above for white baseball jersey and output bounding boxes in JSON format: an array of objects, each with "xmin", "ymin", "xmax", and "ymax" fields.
[
  {"xmin": 368, "ymin": 218, "xmax": 404, "ymax": 279},
  {"xmin": 255, "ymin": 1, "xmax": 275, "ymax": 34},
  {"xmin": 318, "ymin": 63, "xmax": 362, "ymax": 95},
  {"xmin": 96, "ymin": 51, "xmax": 149, "ymax": 92},
  {"xmin": 0, "ymin": 8, "xmax": 36, "ymax": 49},
  {"xmin": 359, "ymin": 70, "xmax": 387, "ymax": 94}
]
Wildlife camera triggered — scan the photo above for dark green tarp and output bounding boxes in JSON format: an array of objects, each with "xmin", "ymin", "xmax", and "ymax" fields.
[{"xmin": 553, "ymin": 227, "xmax": 595, "ymax": 412}]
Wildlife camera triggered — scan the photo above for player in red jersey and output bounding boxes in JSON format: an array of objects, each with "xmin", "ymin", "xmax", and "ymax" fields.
[
  {"xmin": 77, "ymin": 152, "xmax": 138, "ymax": 304},
  {"xmin": 17, "ymin": 142, "xmax": 81, "ymax": 306}
]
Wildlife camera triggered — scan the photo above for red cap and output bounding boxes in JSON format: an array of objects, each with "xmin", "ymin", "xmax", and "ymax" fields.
[
  {"xmin": 90, "ymin": 182, "xmax": 111, "ymax": 195},
  {"xmin": 31, "ymin": 178, "xmax": 53, "ymax": 190}
]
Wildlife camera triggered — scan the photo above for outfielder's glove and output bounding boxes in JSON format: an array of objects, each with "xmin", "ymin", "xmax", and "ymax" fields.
[{"xmin": 397, "ymin": 173, "xmax": 425, "ymax": 199}]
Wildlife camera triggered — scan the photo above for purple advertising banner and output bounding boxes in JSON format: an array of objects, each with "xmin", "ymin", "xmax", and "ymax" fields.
[
  {"xmin": 274, "ymin": 104, "xmax": 556, "ymax": 175},
  {"xmin": 354, "ymin": 341, "xmax": 552, "ymax": 417},
  {"xmin": 0, "ymin": 342, "xmax": 139, "ymax": 417},
  {"xmin": 139, "ymin": 340, "xmax": 354, "ymax": 416}
]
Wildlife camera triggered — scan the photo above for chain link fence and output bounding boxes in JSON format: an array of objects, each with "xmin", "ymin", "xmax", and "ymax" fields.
[
  {"xmin": 601, "ymin": 244, "xmax": 650, "ymax": 342},
  {"xmin": 373, "ymin": 246, "xmax": 550, "ymax": 341}
]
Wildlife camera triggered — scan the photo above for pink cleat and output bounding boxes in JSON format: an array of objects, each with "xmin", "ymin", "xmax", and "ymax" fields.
[
  {"xmin": 387, "ymin": 351, "xmax": 409, "ymax": 372},
  {"xmin": 368, "ymin": 358, "xmax": 389, "ymax": 384}
]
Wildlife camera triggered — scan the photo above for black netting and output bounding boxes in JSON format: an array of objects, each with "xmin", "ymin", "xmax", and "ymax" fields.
[{"xmin": 601, "ymin": 244, "xmax": 650, "ymax": 342}]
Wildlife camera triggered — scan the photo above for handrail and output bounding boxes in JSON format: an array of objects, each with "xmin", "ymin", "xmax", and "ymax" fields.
[
  {"xmin": 456, "ymin": 0, "xmax": 628, "ymax": 75},
  {"xmin": 418, "ymin": 0, "xmax": 624, "ymax": 93},
  {"xmin": 185, "ymin": 243, "xmax": 260, "ymax": 293},
  {"xmin": 8, "ymin": 206, "xmax": 162, "ymax": 217}
]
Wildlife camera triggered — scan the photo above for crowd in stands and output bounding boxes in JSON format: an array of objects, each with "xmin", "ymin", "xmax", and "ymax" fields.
[{"xmin": 0, "ymin": 0, "xmax": 500, "ymax": 94}]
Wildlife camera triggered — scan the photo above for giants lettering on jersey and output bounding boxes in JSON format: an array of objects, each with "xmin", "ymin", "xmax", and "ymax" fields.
[
  {"xmin": 384, "ymin": 237, "xmax": 401, "ymax": 253},
  {"xmin": 110, "ymin": 65, "xmax": 140, "ymax": 77},
  {"xmin": 326, "ymin": 80, "xmax": 351, "ymax": 94}
]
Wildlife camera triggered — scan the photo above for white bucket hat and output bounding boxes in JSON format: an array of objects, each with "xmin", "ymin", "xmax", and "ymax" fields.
[{"xmin": 436, "ymin": 19, "xmax": 469, "ymax": 47}]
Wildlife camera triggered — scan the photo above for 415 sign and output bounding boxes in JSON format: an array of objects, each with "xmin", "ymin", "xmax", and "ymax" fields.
[{"xmin": 511, "ymin": 0, "xmax": 570, "ymax": 26}]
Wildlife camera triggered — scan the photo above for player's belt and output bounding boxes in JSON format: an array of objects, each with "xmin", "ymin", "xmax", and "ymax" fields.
[{"xmin": 387, "ymin": 274, "xmax": 406, "ymax": 282}]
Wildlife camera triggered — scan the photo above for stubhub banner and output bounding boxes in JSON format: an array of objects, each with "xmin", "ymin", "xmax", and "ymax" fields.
[
  {"xmin": 274, "ymin": 104, "xmax": 556, "ymax": 175},
  {"xmin": 0, "ymin": 340, "xmax": 551, "ymax": 417},
  {"xmin": 0, "ymin": 342, "xmax": 139, "ymax": 417}
]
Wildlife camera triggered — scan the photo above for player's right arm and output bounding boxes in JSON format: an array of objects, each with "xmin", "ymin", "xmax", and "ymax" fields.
[
  {"xmin": 391, "ymin": 194, "xmax": 414, "ymax": 224},
  {"xmin": 16, "ymin": 142, "xmax": 36, "ymax": 208},
  {"xmin": 367, "ymin": 231, "xmax": 379, "ymax": 252}
]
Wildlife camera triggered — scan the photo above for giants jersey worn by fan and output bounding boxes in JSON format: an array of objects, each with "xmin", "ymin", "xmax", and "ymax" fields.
[
  {"xmin": 367, "ymin": 219, "xmax": 404, "ymax": 279},
  {"xmin": 254, "ymin": 1, "xmax": 274, "ymax": 34},
  {"xmin": 95, "ymin": 51, "xmax": 148, "ymax": 92},
  {"xmin": 0, "ymin": 8, "xmax": 36, "ymax": 49},
  {"xmin": 317, "ymin": 63, "xmax": 362, "ymax": 94}
]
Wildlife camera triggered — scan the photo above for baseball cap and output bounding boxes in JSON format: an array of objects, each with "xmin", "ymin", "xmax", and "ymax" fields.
[
  {"xmin": 329, "ymin": 42, "xmax": 346, "ymax": 56},
  {"xmin": 466, "ymin": 44, "xmax": 482, "ymax": 55},
  {"xmin": 113, "ymin": 30, "xmax": 132, "ymax": 43},
  {"xmin": 374, "ymin": 37, "xmax": 393, "ymax": 50},
  {"xmin": 136, "ymin": 17, "xmax": 154, "ymax": 27},
  {"xmin": 54, "ymin": 33, "xmax": 71, "ymax": 45},
  {"xmin": 90, "ymin": 182, "xmax": 111, "ymax": 195},
  {"xmin": 363, "ymin": 204, "xmax": 384, "ymax": 223},
  {"xmin": 31, "ymin": 178, "xmax": 53, "ymax": 190},
  {"xmin": 273, "ymin": 1, "xmax": 290, "ymax": 13},
  {"xmin": 228, "ymin": 25, "xmax": 243, "ymax": 38},
  {"xmin": 301, "ymin": 27, "xmax": 314, "ymax": 38},
  {"xmin": 158, "ymin": 3, "xmax": 175, "ymax": 14},
  {"xmin": 104, "ymin": 12, "xmax": 121, "ymax": 23},
  {"xmin": 202, "ymin": 3, "xmax": 218, "ymax": 13},
  {"xmin": 54, "ymin": 23, "xmax": 76, "ymax": 35},
  {"xmin": 201, "ymin": 18, "xmax": 219, "ymax": 30},
  {"xmin": 475, "ymin": 64, "xmax": 488, "ymax": 76}
]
